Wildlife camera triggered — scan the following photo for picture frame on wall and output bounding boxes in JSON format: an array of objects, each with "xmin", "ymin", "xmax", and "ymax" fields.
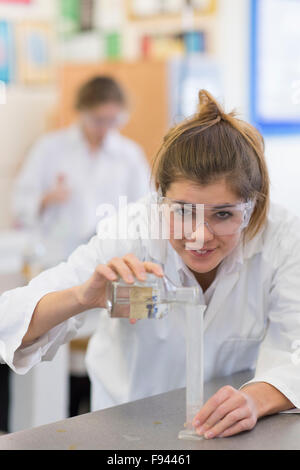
[
  {"xmin": 0, "ymin": 20, "xmax": 14, "ymax": 84},
  {"xmin": 127, "ymin": 0, "xmax": 216, "ymax": 21},
  {"xmin": 16, "ymin": 21, "xmax": 54, "ymax": 84}
]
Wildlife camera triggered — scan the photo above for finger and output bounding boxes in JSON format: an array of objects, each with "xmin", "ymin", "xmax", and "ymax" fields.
[
  {"xmin": 57, "ymin": 173, "xmax": 66, "ymax": 184},
  {"xmin": 95, "ymin": 265, "xmax": 118, "ymax": 282},
  {"xmin": 201, "ymin": 407, "xmax": 251, "ymax": 439},
  {"xmin": 193, "ymin": 386, "xmax": 235, "ymax": 428},
  {"xmin": 218, "ymin": 417, "xmax": 257, "ymax": 438},
  {"xmin": 143, "ymin": 262, "xmax": 164, "ymax": 277},
  {"xmin": 108, "ymin": 258, "xmax": 135, "ymax": 283},
  {"xmin": 123, "ymin": 254, "xmax": 147, "ymax": 281},
  {"xmin": 196, "ymin": 393, "xmax": 247, "ymax": 432}
]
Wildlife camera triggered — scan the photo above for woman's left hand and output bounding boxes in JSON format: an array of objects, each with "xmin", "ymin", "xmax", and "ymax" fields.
[{"xmin": 192, "ymin": 385, "xmax": 258, "ymax": 439}]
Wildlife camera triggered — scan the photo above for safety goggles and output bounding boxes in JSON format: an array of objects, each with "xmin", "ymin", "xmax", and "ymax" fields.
[
  {"xmin": 83, "ymin": 111, "xmax": 129, "ymax": 129},
  {"xmin": 157, "ymin": 196, "xmax": 253, "ymax": 238}
]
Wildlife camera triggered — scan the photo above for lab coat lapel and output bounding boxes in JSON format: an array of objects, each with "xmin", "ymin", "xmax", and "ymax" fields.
[
  {"xmin": 163, "ymin": 255, "xmax": 182, "ymax": 286},
  {"xmin": 203, "ymin": 229, "xmax": 265, "ymax": 331},
  {"xmin": 146, "ymin": 237, "xmax": 182, "ymax": 287},
  {"xmin": 162, "ymin": 242, "xmax": 186, "ymax": 286},
  {"xmin": 203, "ymin": 271, "xmax": 240, "ymax": 332}
]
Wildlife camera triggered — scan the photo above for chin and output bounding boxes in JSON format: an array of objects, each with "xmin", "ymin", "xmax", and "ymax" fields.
[
  {"xmin": 186, "ymin": 259, "xmax": 217, "ymax": 274},
  {"xmin": 182, "ymin": 250, "xmax": 220, "ymax": 274}
]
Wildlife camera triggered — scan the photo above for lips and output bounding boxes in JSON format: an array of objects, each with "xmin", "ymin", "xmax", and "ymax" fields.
[{"xmin": 189, "ymin": 248, "xmax": 216, "ymax": 258}]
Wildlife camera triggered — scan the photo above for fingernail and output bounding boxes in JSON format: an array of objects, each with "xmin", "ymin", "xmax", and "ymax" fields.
[
  {"xmin": 196, "ymin": 426, "xmax": 204, "ymax": 435},
  {"xmin": 204, "ymin": 431, "xmax": 214, "ymax": 439},
  {"xmin": 127, "ymin": 275, "xmax": 134, "ymax": 282},
  {"xmin": 198, "ymin": 422, "xmax": 210, "ymax": 433},
  {"xmin": 193, "ymin": 420, "xmax": 201, "ymax": 427}
]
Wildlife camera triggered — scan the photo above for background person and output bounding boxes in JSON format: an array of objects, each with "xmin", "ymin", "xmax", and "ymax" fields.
[{"xmin": 12, "ymin": 76, "xmax": 150, "ymax": 262}]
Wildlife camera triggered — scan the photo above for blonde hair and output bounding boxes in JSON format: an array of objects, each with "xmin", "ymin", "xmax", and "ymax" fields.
[{"xmin": 152, "ymin": 90, "xmax": 270, "ymax": 240}]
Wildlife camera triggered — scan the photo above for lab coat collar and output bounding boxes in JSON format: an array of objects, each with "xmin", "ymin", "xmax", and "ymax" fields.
[
  {"xmin": 242, "ymin": 227, "xmax": 265, "ymax": 261},
  {"xmin": 68, "ymin": 124, "xmax": 86, "ymax": 148},
  {"xmin": 219, "ymin": 239, "xmax": 244, "ymax": 275},
  {"xmin": 68, "ymin": 123, "xmax": 117, "ymax": 157}
]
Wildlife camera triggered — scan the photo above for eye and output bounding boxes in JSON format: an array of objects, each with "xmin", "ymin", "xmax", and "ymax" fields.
[
  {"xmin": 173, "ymin": 206, "xmax": 184, "ymax": 216},
  {"xmin": 214, "ymin": 211, "xmax": 233, "ymax": 219},
  {"xmin": 173, "ymin": 206, "xmax": 193, "ymax": 217}
]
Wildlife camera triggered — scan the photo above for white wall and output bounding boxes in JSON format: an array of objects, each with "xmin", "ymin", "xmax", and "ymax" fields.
[
  {"xmin": 265, "ymin": 137, "xmax": 300, "ymax": 217},
  {"xmin": 0, "ymin": 86, "xmax": 57, "ymax": 228},
  {"xmin": 216, "ymin": 0, "xmax": 250, "ymax": 117},
  {"xmin": 0, "ymin": 0, "xmax": 58, "ymax": 228},
  {"xmin": 217, "ymin": 0, "xmax": 300, "ymax": 217}
]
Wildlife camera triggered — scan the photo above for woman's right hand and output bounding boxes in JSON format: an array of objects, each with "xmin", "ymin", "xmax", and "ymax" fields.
[
  {"xmin": 22, "ymin": 255, "xmax": 163, "ymax": 346},
  {"xmin": 75, "ymin": 253, "xmax": 164, "ymax": 314},
  {"xmin": 40, "ymin": 174, "xmax": 71, "ymax": 213}
]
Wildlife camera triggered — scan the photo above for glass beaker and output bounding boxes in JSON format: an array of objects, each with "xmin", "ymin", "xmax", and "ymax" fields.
[
  {"xmin": 178, "ymin": 303, "xmax": 206, "ymax": 441},
  {"xmin": 107, "ymin": 273, "xmax": 200, "ymax": 320}
]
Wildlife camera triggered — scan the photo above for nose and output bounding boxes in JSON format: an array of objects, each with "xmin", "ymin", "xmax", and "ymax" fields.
[{"xmin": 191, "ymin": 223, "xmax": 214, "ymax": 244}]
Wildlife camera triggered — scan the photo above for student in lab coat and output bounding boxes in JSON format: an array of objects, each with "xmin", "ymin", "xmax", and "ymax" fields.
[
  {"xmin": 1, "ymin": 90, "xmax": 300, "ymax": 439},
  {"xmin": 12, "ymin": 76, "xmax": 150, "ymax": 260}
]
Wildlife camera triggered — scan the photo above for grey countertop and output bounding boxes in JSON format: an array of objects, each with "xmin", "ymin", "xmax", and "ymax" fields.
[{"xmin": 1, "ymin": 370, "xmax": 299, "ymax": 450}]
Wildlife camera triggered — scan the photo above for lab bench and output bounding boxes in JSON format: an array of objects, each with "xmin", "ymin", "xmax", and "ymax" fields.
[{"xmin": 1, "ymin": 370, "xmax": 299, "ymax": 450}]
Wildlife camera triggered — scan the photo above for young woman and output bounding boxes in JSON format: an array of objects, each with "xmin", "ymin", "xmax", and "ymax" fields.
[
  {"xmin": 1, "ymin": 90, "xmax": 300, "ymax": 439},
  {"xmin": 12, "ymin": 76, "xmax": 150, "ymax": 260}
]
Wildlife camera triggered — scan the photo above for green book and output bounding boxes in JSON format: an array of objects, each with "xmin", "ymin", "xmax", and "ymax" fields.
[
  {"xmin": 105, "ymin": 32, "xmax": 122, "ymax": 60},
  {"xmin": 59, "ymin": 0, "xmax": 80, "ymax": 37}
]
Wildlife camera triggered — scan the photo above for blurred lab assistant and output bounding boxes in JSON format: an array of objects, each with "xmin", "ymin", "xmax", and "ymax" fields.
[{"xmin": 12, "ymin": 76, "xmax": 150, "ymax": 261}]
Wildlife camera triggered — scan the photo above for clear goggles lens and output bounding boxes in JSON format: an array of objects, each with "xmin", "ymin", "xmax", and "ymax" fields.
[
  {"xmin": 84, "ymin": 111, "xmax": 128, "ymax": 129},
  {"xmin": 158, "ymin": 197, "xmax": 253, "ymax": 237}
]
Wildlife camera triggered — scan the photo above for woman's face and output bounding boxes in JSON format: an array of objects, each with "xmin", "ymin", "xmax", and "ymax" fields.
[
  {"xmin": 165, "ymin": 179, "xmax": 244, "ymax": 276},
  {"xmin": 80, "ymin": 102, "xmax": 125, "ymax": 142}
]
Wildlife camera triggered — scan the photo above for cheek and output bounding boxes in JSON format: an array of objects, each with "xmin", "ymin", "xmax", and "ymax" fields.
[
  {"xmin": 218, "ymin": 234, "xmax": 241, "ymax": 255},
  {"xmin": 166, "ymin": 214, "xmax": 177, "ymax": 239},
  {"xmin": 168, "ymin": 220, "xmax": 184, "ymax": 252},
  {"xmin": 169, "ymin": 217, "xmax": 175, "ymax": 237}
]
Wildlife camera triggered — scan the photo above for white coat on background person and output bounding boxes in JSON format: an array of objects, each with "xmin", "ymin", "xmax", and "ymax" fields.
[
  {"xmin": 1, "ymin": 195, "xmax": 300, "ymax": 412},
  {"xmin": 12, "ymin": 76, "xmax": 150, "ymax": 262},
  {"xmin": 12, "ymin": 125, "xmax": 150, "ymax": 259}
]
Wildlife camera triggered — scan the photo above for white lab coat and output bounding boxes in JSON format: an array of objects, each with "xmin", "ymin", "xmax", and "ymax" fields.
[
  {"xmin": 12, "ymin": 124, "xmax": 150, "ymax": 259},
  {"xmin": 1, "ymin": 195, "xmax": 300, "ymax": 412}
]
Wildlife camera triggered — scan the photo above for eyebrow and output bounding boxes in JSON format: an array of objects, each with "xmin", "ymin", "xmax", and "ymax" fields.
[{"xmin": 171, "ymin": 200, "xmax": 237, "ymax": 209}]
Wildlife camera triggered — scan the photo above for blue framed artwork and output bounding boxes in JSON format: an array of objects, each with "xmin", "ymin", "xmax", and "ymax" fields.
[
  {"xmin": 17, "ymin": 22, "xmax": 53, "ymax": 84},
  {"xmin": 250, "ymin": 0, "xmax": 300, "ymax": 135},
  {"xmin": 0, "ymin": 20, "xmax": 14, "ymax": 84}
]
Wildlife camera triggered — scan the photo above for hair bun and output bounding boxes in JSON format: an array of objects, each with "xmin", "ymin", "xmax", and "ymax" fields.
[{"xmin": 198, "ymin": 89, "xmax": 225, "ymax": 121}]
